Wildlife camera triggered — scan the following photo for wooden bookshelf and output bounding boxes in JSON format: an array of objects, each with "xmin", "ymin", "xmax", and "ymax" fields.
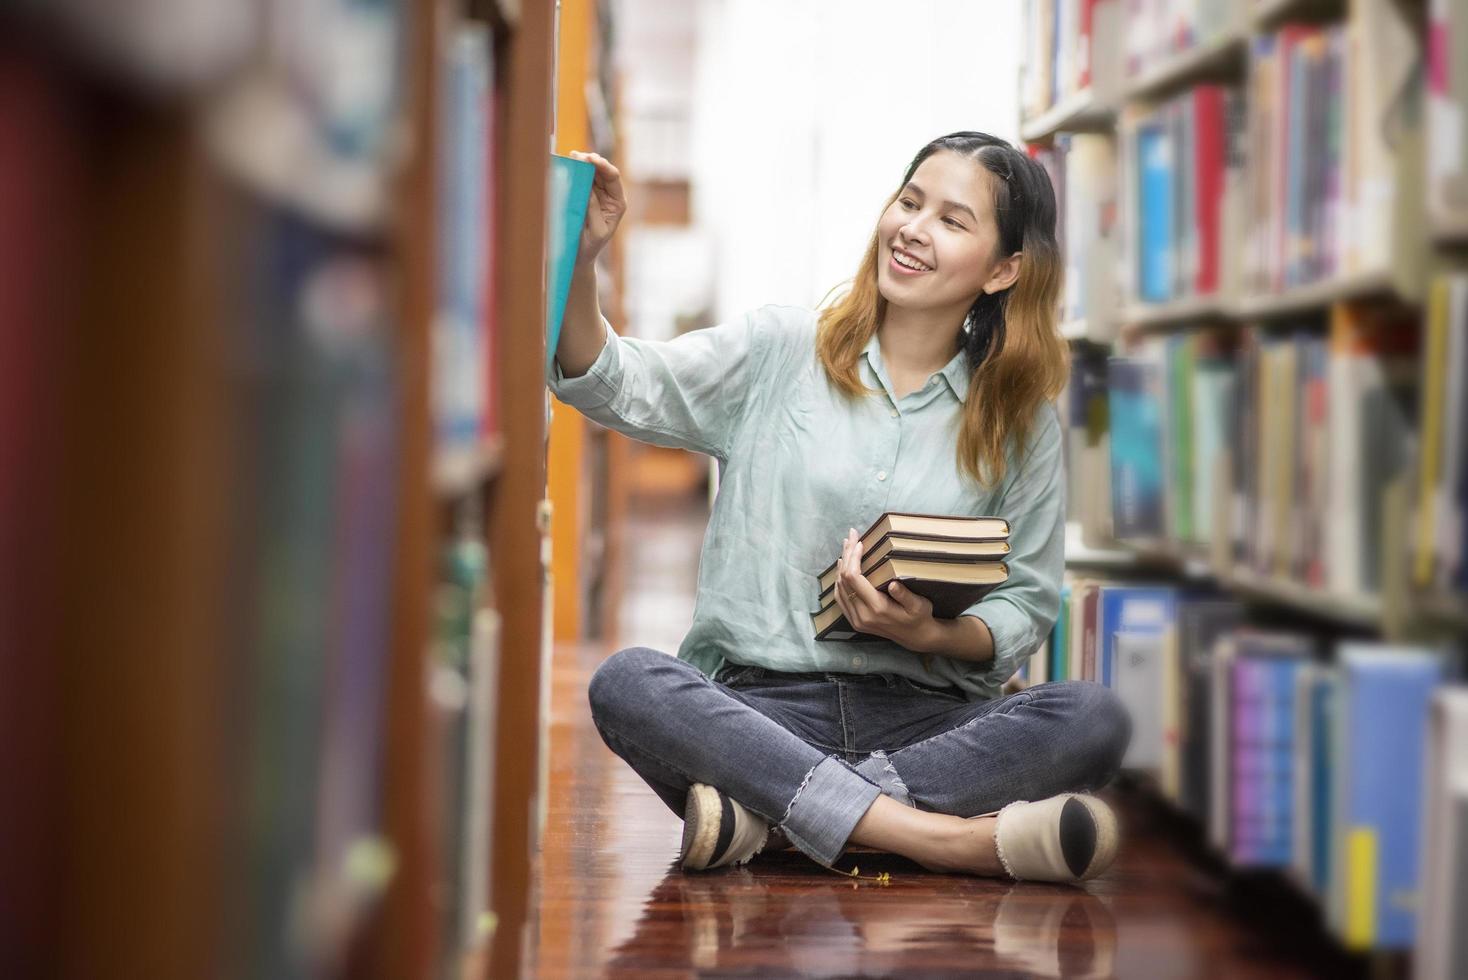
[
  {"xmin": 1020, "ymin": 87, "xmax": 1116, "ymax": 143},
  {"xmin": 1251, "ymin": 0, "xmax": 1343, "ymax": 32},
  {"xmin": 1103, "ymin": 536, "xmax": 1390, "ymax": 631},
  {"xmin": 1064, "ymin": 522, "xmax": 1139, "ymax": 568},
  {"xmin": 1026, "ymin": 0, "xmax": 1465, "ymax": 962},
  {"xmin": 433, "ymin": 434, "xmax": 506, "ymax": 500},
  {"xmin": 1219, "ymin": 566, "xmax": 1385, "ymax": 631},
  {"xmin": 1234, "ymin": 267, "xmax": 1403, "ymax": 319},
  {"xmin": 481, "ymin": 3, "xmax": 555, "ymax": 979},
  {"xmin": 1123, "ymin": 29, "xmax": 1248, "ymax": 103},
  {"xmin": 1119, "ymin": 295, "xmax": 1237, "ymax": 328}
]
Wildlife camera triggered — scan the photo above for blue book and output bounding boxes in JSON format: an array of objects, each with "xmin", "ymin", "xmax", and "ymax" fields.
[
  {"xmin": 437, "ymin": 24, "xmax": 493, "ymax": 444},
  {"xmin": 1097, "ymin": 585, "xmax": 1175, "ymax": 688},
  {"xmin": 1228, "ymin": 634, "xmax": 1312, "ymax": 868},
  {"xmin": 1309, "ymin": 671, "xmax": 1336, "ymax": 897},
  {"xmin": 546, "ymin": 154, "xmax": 597, "ymax": 375},
  {"xmin": 1108, "ymin": 358, "xmax": 1165, "ymax": 538},
  {"xmin": 1137, "ymin": 120, "xmax": 1175, "ymax": 303},
  {"xmin": 1336, "ymin": 644, "xmax": 1444, "ymax": 950}
]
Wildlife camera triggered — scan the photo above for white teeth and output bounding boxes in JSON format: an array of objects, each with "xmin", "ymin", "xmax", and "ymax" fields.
[{"xmin": 893, "ymin": 251, "xmax": 931, "ymax": 272}]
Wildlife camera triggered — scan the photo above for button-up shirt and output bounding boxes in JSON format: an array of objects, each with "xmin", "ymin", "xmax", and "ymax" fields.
[{"xmin": 548, "ymin": 304, "xmax": 1064, "ymax": 701}]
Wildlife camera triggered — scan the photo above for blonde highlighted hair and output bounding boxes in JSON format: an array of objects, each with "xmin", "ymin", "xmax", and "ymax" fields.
[{"xmin": 816, "ymin": 132, "xmax": 1069, "ymax": 489}]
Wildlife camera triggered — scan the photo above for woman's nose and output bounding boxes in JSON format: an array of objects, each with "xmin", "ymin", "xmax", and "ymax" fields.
[{"xmin": 900, "ymin": 217, "xmax": 930, "ymax": 243}]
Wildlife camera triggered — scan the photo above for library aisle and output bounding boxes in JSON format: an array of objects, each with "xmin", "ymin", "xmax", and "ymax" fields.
[{"xmin": 530, "ymin": 495, "xmax": 1348, "ymax": 978}]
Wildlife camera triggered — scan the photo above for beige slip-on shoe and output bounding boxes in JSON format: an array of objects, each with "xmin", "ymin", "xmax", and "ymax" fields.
[
  {"xmin": 680, "ymin": 783, "xmax": 772, "ymax": 871},
  {"xmin": 992, "ymin": 793, "xmax": 1118, "ymax": 883}
]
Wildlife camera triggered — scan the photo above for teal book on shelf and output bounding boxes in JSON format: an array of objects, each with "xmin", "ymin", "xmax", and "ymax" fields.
[{"xmin": 546, "ymin": 153, "xmax": 596, "ymax": 375}]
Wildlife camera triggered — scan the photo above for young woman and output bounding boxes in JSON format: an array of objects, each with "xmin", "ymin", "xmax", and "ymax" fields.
[{"xmin": 552, "ymin": 132, "xmax": 1130, "ymax": 884}]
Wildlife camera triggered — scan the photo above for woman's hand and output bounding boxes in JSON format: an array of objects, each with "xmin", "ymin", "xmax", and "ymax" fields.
[
  {"xmin": 566, "ymin": 151, "xmax": 626, "ymax": 267},
  {"xmin": 832, "ymin": 528, "xmax": 942, "ymax": 651}
]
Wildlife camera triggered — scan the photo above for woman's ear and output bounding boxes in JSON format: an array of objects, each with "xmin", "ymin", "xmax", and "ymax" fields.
[{"xmin": 983, "ymin": 252, "xmax": 1022, "ymax": 295}]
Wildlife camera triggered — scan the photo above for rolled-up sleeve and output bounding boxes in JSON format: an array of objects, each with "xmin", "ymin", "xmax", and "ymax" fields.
[
  {"xmin": 960, "ymin": 403, "xmax": 1065, "ymax": 685},
  {"xmin": 547, "ymin": 307, "xmax": 769, "ymax": 460}
]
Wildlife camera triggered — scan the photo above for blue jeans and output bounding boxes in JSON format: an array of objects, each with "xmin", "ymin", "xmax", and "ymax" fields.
[{"xmin": 587, "ymin": 647, "xmax": 1132, "ymax": 867}]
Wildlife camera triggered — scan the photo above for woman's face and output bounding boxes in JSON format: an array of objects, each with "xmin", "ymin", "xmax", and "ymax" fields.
[{"xmin": 875, "ymin": 151, "xmax": 1013, "ymax": 314}]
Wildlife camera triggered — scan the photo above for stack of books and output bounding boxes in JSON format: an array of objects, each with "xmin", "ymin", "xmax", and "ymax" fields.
[{"xmin": 811, "ymin": 513, "xmax": 1011, "ymax": 642}]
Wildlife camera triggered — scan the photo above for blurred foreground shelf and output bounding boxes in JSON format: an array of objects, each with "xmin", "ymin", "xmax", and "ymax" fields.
[{"xmin": 433, "ymin": 434, "xmax": 506, "ymax": 500}]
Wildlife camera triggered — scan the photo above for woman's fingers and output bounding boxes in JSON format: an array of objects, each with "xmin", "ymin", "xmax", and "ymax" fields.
[
  {"xmin": 835, "ymin": 530, "xmax": 858, "ymax": 624},
  {"xmin": 569, "ymin": 150, "xmax": 627, "ymax": 262}
]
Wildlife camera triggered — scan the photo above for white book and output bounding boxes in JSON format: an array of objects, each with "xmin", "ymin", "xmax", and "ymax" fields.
[
  {"xmin": 1346, "ymin": 0, "xmax": 1418, "ymax": 276},
  {"xmin": 1415, "ymin": 688, "xmax": 1468, "ymax": 980},
  {"xmin": 1116, "ymin": 629, "xmax": 1166, "ymax": 771}
]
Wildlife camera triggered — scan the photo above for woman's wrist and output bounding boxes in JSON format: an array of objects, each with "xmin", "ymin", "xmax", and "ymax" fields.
[
  {"xmin": 904, "ymin": 616, "xmax": 953, "ymax": 656},
  {"xmin": 906, "ymin": 615, "xmax": 995, "ymax": 664}
]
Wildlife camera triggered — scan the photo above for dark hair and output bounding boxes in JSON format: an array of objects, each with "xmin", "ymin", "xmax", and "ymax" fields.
[{"xmin": 898, "ymin": 131, "xmax": 1060, "ymax": 372}]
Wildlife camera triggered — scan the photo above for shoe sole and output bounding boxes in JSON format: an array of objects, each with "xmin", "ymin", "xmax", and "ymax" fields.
[
  {"xmin": 1070, "ymin": 795, "xmax": 1119, "ymax": 881},
  {"xmin": 680, "ymin": 784, "xmax": 723, "ymax": 870}
]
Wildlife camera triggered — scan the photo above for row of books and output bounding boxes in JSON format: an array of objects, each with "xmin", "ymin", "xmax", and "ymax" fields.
[
  {"xmin": 1243, "ymin": 24, "xmax": 1349, "ymax": 295},
  {"xmin": 1029, "ymin": 134, "xmax": 1119, "ymax": 328},
  {"xmin": 1020, "ymin": 0, "xmax": 1117, "ymax": 120},
  {"xmin": 233, "ymin": 209, "xmax": 404, "ymax": 976},
  {"xmin": 1093, "ymin": 298, "xmax": 1433, "ymax": 603},
  {"xmin": 434, "ymin": 22, "xmax": 499, "ymax": 449},
  {"xmin": 1025, "ymin": 0, "xmax": 1424, "ymax": 316},
  {"xmin": 201, "ymin": 7, "xmax": 417, "ymax": 970},
  {"xmin": 427, "ymin": 499, "xmax": 501, "ymax": 963},
  {"xmin": 1241, "ymin": 10, "xmax": 1414, "ymax": 296},
  {"xmin": 1021, "ymin": 583, "xmax": 1466, "ymax": 956},
  {"xmin": 1124, "ymin": 84, "xmax": 1243, "ymax": 305},
  {"xmin": 1122, "ymin": 0, "xmax": 1238, "ymax": 82}
]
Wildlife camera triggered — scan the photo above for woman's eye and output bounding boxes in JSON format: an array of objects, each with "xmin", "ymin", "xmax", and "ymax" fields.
[
  {"xmin": 944, "ymin": 217, "xmax": 964, "ymax": 229},
  {"xmin": 900, "ymin": 198, "xmax": 917, "ymax": 209}
]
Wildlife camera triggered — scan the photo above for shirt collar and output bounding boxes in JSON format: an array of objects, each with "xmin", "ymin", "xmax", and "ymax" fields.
[{"xmin": 862, "ymin": 332, "xmax": 972, "ymax": 401}]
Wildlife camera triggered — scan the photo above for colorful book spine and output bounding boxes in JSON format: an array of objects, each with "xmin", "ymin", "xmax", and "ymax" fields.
[
  {"xmin": 1336, "ymin": 645, "xmax": 1444, "ymax": 950},
  {"xmin": 1108, "ymin": 357, "xmax": 1165, "ymax": 538}
]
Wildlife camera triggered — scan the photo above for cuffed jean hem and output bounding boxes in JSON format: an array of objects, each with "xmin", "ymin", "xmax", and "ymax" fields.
[{"xmin": 779, "ymin": 755, "xmax": 884, "ymax": 867}]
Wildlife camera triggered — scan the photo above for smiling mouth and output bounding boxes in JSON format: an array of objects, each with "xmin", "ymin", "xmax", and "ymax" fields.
[{"xmin": 890, "ymin": 250, "xmax": 933, "ymax": 274}]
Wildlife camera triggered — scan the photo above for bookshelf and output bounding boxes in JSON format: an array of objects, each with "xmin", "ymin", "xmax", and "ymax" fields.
[
  {"xmin": 1119, "ymin": 295, "xmax": 1237, "ymax": 328},
  {"xmin": 1020, "ymin": 87, "xmax": 1116, "ymax": 143},
  {"xmin": 1122, "ymin": 27, "xmax": 1247, "ymax": 103},
  {"xmin": 1251, "ymin": 0, "xmax": 1343, "ymax": 32},
  {"xmin": 433, "ymin": 434, "xmax": 507, "ymax": 500},
  {"xmin": 0, "ymin": 1, "xmax": 557, "ymax": 977},
  {"xmin": 1232, "ymin": 267, "xmax": 1402, "ymax": 319},
  {"xmin": 1024, "ymin": 0, "xmax": 1468, "ymax": 965}
]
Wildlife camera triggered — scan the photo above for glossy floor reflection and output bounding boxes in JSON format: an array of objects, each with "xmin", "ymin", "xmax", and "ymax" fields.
[
  {"xmin": 531, "ymin": 496, "xmax": 1343, "ymax": 977},
  {"xmin": 599, "ymin": 858, "xmax": 1119, "ymax": 978}
]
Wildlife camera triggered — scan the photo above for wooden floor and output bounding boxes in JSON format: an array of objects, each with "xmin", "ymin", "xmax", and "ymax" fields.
[{"xmin": 530, "ymin": 493, "xmax": 1356, "ymax": 979}]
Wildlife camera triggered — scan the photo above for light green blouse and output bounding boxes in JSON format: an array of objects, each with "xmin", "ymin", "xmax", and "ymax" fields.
[{"xmin": 548, "ymin": 303, "xmax": 1064, "ymax": 701}]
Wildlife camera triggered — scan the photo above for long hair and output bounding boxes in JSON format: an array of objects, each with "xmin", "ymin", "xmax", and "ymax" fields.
[{"xmin": 815, "ymin": 131, "xmax": 1068, "ymax": 489}]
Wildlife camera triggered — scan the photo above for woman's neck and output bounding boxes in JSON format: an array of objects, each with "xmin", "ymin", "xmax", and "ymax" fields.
[{"xmin": 877, "ymin": 305, "xmax": 965, "ymax": 379}]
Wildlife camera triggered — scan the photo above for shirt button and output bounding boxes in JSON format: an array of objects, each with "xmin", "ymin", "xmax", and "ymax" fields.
[
  {"xmin": 876, "ymin": 470, "xmax": 887, "ymax": 482},
  {"xmin": 851, "ymin": 655, "xmax": 865, "ymax": 668},
  {"xmin": 889, "ymin": 409, "xmax": 899, "ymax": 418}
]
